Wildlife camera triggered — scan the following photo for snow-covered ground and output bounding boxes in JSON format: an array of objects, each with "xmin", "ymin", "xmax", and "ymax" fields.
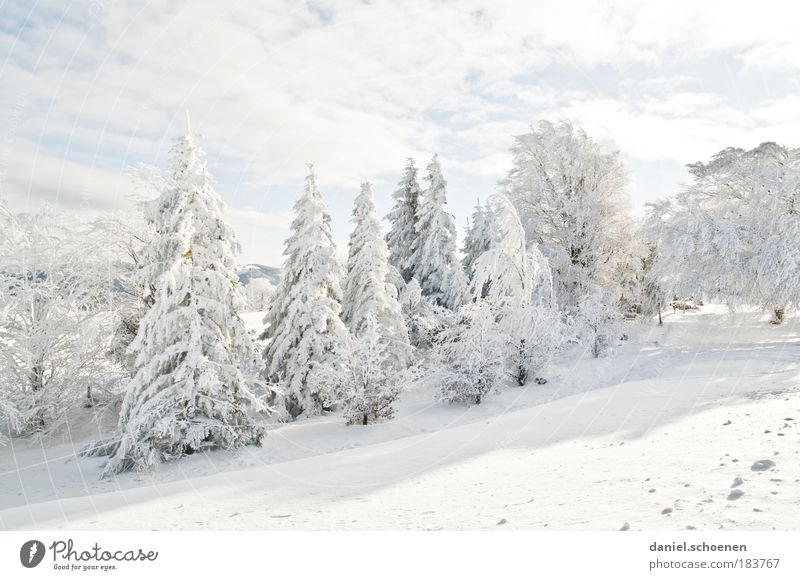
[{"xmin": 1, "ymin": 305, "xmax": 799, "ymax": 530}]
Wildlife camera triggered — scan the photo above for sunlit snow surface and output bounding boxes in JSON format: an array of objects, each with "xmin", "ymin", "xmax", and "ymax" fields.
[{"xmin": 2, "ymin": 305, "xmax": 799, "ymax": 530}]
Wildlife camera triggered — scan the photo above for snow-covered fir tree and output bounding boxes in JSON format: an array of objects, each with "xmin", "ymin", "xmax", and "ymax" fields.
[
  {"xmin": 261, "ymin": 166, "xmax": 349, "ymax": 419},
  {"xmin": 441, "ymin": 260, "xmax": 470, "ymax": 311},
  {"xmin": 411, "ymin": 154, "xmax": 464, "ymax": 309},
  {"xmin": 89, "ymin": 124, "xmax": 267, "ymax": 475},
  {"xmin": 385, "ymin": 158, "xmax": 421, "ymax": 283},
  {"xmin": 504, "ymin": 120, "xmax": 638, "ymax": 314},
  {"xmin": 438, "ymin": 301, "xmax": 507, "ymax": 405},
  {"xmin": 342, "ymin": 182, "xmax": 410, "ymax": 367},
  {"xmin": 314, "ymin": 314, "xmax": 403, "ymax": 425},
  {"xmin": 645, "ymin": 142, "xmax": 800, "ymax": 323},
  {"xmin": 461, "ymin": 198, "xmax": 492, "ymax": 281}
]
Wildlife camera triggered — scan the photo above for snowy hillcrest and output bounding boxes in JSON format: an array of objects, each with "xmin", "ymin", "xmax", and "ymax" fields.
[{"xmin": 236, "ymin": 264, "xmax": 281, "ymax": 286}]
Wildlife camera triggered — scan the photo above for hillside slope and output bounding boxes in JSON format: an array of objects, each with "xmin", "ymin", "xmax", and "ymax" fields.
[{"xmin": 1, "ymin": 306, "xmax": 799, "ymax": 530}]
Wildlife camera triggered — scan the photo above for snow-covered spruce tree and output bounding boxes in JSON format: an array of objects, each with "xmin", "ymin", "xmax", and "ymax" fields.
[
  {"xmin": 461, "ymin": 198, "xmax": 492, "ymax": 282},
  {"xmin": 438, "ymin": 301, "xmax": 507, "ymax": 405},
  {"xmin": 504, "ymin": 120, "xmax": 638, "ymax": 313},
  {"xmin": 261, "ymin": 166, "xmax": 349, "ymax": 419},
  {"xmin": 441, "ymin": 259, "xmax": 470, "ymax": 311},
  {"xmin": 645, "ymin": 143, "xmax": 800, "ymax": 324},
  {"xmin": 91, "ymin": 126, "xmax": 268, "ymax": 475},
  {"xmin": 342, "ymin": 182, "xmax": 410, "ymax": 367},
  {"xmin": 313, "ymin": 315, "xmax": 402, "ymax": 425},
  {"xmin": 411, "ymin": 154, "xmax": 464, "ymax": 309},
  {"xmin": 385, "ymin": 158, "xmax": 422, "ymax": 283}
]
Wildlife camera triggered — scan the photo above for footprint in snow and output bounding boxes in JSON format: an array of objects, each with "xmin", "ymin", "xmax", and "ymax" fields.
[
  {"xmin": 751, "ymin": 460, "xmax": 776, "ymax": 471},
  {"xmin": 727, "ymin": 489, "xmax": 744, "ymax": 501},
  {"xmin": 496, "ymin": 518, "xmax": 508, "ymax": 526},
  {"xmin": 731, "ymin": 477, "xmax": 744, "ymax": 488}
]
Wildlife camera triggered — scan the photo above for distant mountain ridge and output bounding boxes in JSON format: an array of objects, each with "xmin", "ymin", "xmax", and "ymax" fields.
[{"xmin": 236, "ymin": 264, "xmax": 281, "ymax": 286}]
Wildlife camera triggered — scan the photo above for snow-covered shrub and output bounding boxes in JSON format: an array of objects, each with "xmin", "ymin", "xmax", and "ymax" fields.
[
  {"xmin": 90, "ymin": 209, "xmax": 157, "ymax": 377},
  {"xmin": 317, "ymin": 315, "xmax": 403, "ymax": 425},
  {"xmin": 437, "ymin": 301, "xmax": 507, "ymax": 405},
  {"xmin": 398, "ymin": 277, "xmax": 454, "ymax": 350},
  {"xmin": 0, "ymin": 399, "xmax": 14, "ymax": 445},
  {"xmin": 630, "ymin": 241, "xmax": 665, "ymax": 323},
  {"xmin": 0, "ymin": 207, "xmax": 120, "ymax": 437},
  {"xmin": 503, "ymin": 303, "xmax": 568, "ymax": 386},
  {"xmin": 575, "ymin": 287, "xmax": 621, "ymax": 358},
  {"xmin": 244, "ymin": 277, "xmax": 275, "ymax": 312}
]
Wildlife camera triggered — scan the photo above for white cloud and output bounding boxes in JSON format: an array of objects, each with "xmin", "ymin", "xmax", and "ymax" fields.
[{"xmin": 0, "ymin": 138, "xmax": 135, "ymax": 213}]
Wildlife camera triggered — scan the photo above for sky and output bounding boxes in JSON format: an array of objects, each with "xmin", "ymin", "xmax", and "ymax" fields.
[{"xmin": 2, "ymin": 0, "xmax": 800, "ymax": 265}]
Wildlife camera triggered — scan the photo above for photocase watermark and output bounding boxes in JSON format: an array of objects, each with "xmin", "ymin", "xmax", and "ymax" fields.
[
  {"xmin": 18, "ymin": 538, "xmax": 158, "ymax": 572},
  {"xmin": 19, "ymin": 540, "xmax": 46, "ymax": 568}
]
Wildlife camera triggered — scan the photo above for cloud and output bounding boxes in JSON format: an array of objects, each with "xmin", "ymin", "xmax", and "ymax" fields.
[
  {"xmin": 0, "ymin": 138, "xmax": 135, "ymax": 213},
  {"xmin": 555, "ymin": 91, "xmax": 800, "ymax": 166}
]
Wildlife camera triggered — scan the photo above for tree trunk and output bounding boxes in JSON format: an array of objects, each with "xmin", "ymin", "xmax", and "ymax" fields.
[
  {"xmin": 29, "ymin": 358, "xmax": 46, "ymax": 432},
  {"xmin": 592, "ymin": 335, "xmax": 601, "ymax": 358},
  {"xmin": 516, "ymin": 339, "xmax": 527, "ymax": 385},
  {"xmin": 516, "ymin": 365, "xmax": 527, "ymax": 386}
]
